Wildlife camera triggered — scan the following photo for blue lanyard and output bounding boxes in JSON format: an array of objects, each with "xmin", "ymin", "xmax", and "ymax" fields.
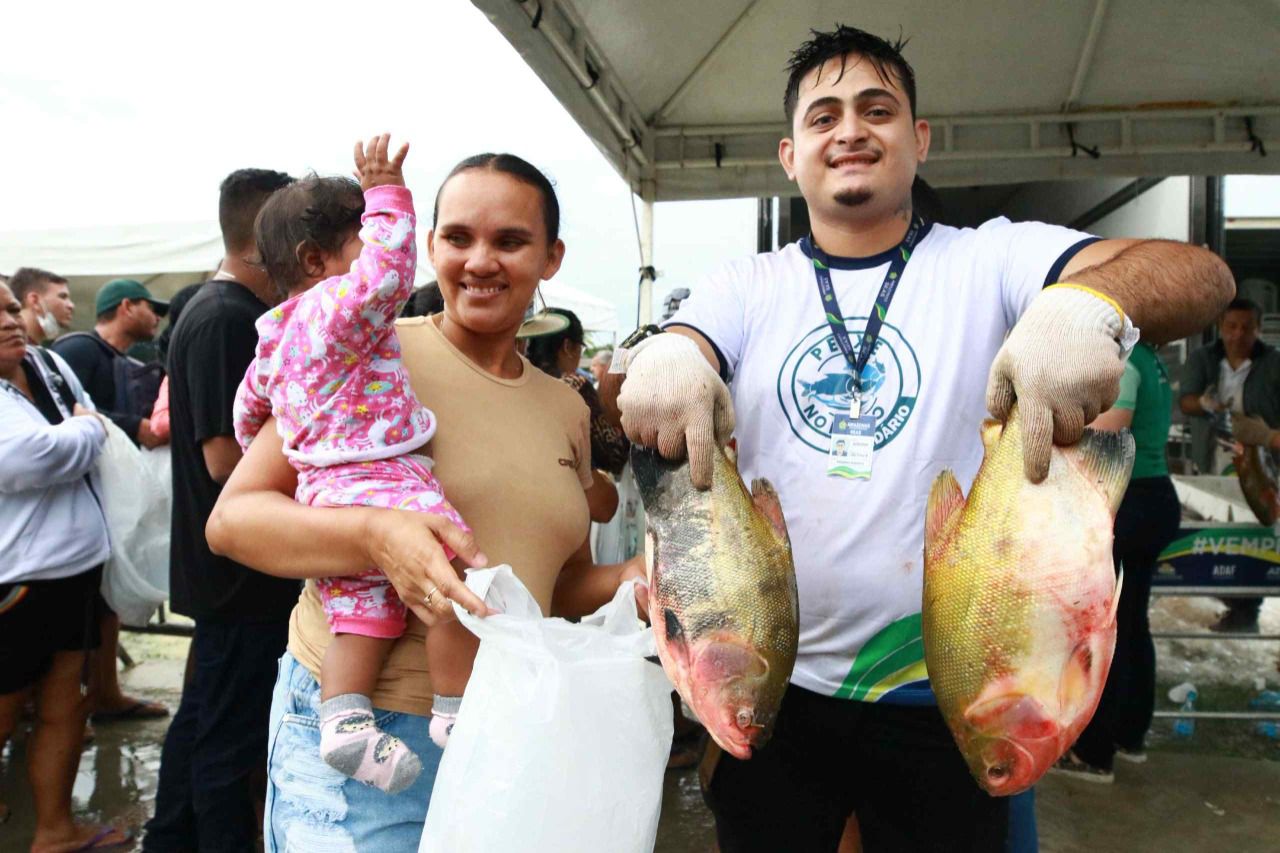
[{"xmin": 810, "ymin": 215, "xmax": 925, "ymax": 392}]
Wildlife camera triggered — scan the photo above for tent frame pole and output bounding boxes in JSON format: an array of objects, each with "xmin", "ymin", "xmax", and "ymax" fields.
[{"xmin": 638, "ymin": 180, "xmax": 656, "ymax": 325}]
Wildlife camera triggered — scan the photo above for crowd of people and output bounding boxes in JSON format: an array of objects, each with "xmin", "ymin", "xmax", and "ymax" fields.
[{"xmin": 0, "ymin": 20, "xmax": 1255, "ymax": 853}]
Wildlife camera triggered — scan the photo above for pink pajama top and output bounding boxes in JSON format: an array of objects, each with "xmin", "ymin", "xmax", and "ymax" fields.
[{"xmin": 233, "ymin": 185, "xmax": 434, "ymax": 467}]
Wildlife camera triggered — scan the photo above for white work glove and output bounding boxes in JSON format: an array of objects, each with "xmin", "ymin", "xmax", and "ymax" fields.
[
  {"xmin": 616, "ymin": 333, "xmax": 734, "ymax": 489},
  {"xmin": 1198, "ymin": 385, "xmax": 1222, "ymax": 415},
  {"xmin": 987, "ymin": 284, "xmax": 1138, "ymax": 483}
]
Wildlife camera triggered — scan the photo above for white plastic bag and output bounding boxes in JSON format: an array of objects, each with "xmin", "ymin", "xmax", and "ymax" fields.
[
  {"xmin": 592, "ymin": 463, "xmax": 644, "ymax": 564},
  {"xmin": 420, "ymin": 566, "xmax": 673, "ymax": 853},
  {"xmin": 95, "ymin": 420, "xmax": 170, "ymax": 626}
]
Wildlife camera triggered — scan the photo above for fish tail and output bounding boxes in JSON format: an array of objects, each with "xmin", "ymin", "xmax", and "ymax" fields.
[{"xmin": 1073, "ymin": 427, "xmax": 1136, "ymax": 512}]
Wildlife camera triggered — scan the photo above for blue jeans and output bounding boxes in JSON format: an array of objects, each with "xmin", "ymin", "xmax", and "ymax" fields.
[{"xmin": 264, "ymin": 652, "xmax": 442, "ymax": 852}]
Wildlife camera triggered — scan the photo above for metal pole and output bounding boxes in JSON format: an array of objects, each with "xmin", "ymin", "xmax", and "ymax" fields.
[{"xmin": 638, "ymin": 180, "xmax": 656, "ymax": 325}]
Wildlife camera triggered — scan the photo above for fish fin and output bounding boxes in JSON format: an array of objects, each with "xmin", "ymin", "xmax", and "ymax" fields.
[
  {"xmin": 750, "ymin": 479, "xmax": 790, "ymax": 544},
  {"xmin": 1109, "ymin": 564, "xmax": 1124, "ymax": 627},
  {"xmin": 630, "ymin": 445, "xmax": 681, "ymax": 511},
  {"xmin": 1072, "ymin": 427, "xmax": 1136, "ymax": 512},
  {"xmin": 663, "ymin": 608, "xmax": 685, "ymax": 644},
  {"xmin": 980, "ymin": 417, "xmax": 1005, "ymax": 451},
  {"xmin": 925, "ymin": 469, "xmax": 966, "ymax": 553}
]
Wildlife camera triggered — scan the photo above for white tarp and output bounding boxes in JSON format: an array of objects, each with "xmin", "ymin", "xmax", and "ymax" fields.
[
  {"xmin": 0, "ymin": 220, "xmax": 621, "ymax": 335},
  {"xmin": 540, "ymin": 280, "xmax": 620, "ymax": 334},
  {"xmin": 0, "ymin": 221, "xmax": 222, "ymax": 330},
  {"xmin": 473, "ymin": 0, "xmax": 1280, "ymax": 200}
]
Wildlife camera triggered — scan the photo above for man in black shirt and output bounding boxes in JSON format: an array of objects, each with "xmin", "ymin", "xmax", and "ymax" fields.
[
  {"xmin": 52, "ymin": 278, "xmax": 168, "ymax": 448},
  {"xmin": 143, "ymin": 168, "xmax": 298, "ymax": 853}
]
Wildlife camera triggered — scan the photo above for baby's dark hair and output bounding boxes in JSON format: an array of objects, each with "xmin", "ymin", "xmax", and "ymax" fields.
[
  {"xmin": 254, "ymin": 173, "xmax": 365, "ymax": 296},
  {"xmin": 784, "ymin": 25, "xmax": 916, "ymax": 123},
  {"xmin": 433, "ymin": 153, "xmax": 560, "ymax": 244}
]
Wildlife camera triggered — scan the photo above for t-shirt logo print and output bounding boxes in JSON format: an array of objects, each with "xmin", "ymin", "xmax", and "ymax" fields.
[{"xmin": 776, "ymin": 318, "xmax": 921, "ymax": 454}]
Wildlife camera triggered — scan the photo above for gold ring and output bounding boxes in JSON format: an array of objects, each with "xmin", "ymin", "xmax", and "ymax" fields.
[{"xmin": 425, "ymin": 586, "xmax": 440, "ymax": 607}]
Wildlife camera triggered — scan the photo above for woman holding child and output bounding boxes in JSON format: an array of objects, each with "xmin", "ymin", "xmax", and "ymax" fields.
[{"xmin": 206, "ymin": 140, "xmax": 646, "ymax": 847}]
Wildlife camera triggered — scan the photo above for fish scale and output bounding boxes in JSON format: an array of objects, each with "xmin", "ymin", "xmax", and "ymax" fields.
[
  {"xmin": 633, "ymin": 446, "xmax": 799, "ymax": 760},
  {"xmin": 922, "ymin": 405, "xmax": 1133, "ymax": 796}
]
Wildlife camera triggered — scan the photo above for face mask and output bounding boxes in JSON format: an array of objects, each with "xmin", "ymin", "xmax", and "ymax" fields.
[{"xmin": 36, "ymin": 305, "xmax": 60, "ymax": 339}]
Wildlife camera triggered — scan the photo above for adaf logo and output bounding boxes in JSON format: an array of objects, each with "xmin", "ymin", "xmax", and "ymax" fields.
[{"xmin": 776, "ymin": 319, "xmax": 920, "ymax": 453}]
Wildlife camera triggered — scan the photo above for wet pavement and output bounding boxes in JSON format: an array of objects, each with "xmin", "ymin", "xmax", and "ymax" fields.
[{"xmin": 2, "ymin": 598, "xmax": 1278, "ymax": 852}]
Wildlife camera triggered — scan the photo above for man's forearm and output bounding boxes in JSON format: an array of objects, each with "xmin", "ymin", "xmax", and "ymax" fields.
[
  {"xmin": 1180, "ymin": 393, "xmax": 1209, "ymax": 416},
  {"xmin": 1069, "ymin": 240, "xmax": 1234, "ymax": 345},
  {"xmin": 599, "ymin": 370, "xmax": 623, "ymax": 424}
]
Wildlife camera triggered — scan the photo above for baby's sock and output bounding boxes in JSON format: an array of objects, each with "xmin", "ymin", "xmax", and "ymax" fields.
[
  {"xmin": 319, "ymin": 693, "xmax": 421, "ymax": 793},
  {"xmin": 429, "ymin": 695, "xmax": 462, "ymax": 749}
]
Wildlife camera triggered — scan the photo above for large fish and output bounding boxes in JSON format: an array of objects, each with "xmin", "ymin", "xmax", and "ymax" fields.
[
  {"xmin": 922, "ymin": 405, "xmax": 1133, "ymax": 796},
  {"xmin": 632, "ymin": 445, "xmax": 799, "ymax": 760},
  {"xmin": 1233, "ymin": 443, "xmax": 1280, "ymax": 526}
]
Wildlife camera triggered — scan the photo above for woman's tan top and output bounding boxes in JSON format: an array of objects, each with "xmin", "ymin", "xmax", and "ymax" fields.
[{"xmin": 288, "ymin": 316, "xmax": 592, "ymax": 714}]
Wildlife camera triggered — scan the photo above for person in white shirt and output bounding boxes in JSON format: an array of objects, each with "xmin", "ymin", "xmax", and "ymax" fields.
[
  {"xmin": 0, "ymin": 281, "xmax": 132, "ymax": 851},
  {"xmin": 1180, "ymin": 298, "xmax": 1280, "ymax": 632},
  {"xmin": 609, "ymin": 24, "xmax": 1234, "ymax": 853}
]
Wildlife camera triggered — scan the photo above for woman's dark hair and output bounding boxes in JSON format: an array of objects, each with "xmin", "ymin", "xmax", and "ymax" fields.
[
  {"xmin": 400, "ymin": 280, "xmax": 444, "ymax": 318},
  {"xmin": 254, "ymin": 173, "xmax": 365, "ymax": 295},
  {"xmin": 784, "ymin": 25, "xmax": 916, "ymax": 123},
  {"xmin": 526, "ymin": 308, "xmax": 584, "ymax": 376},
  {"xmin": 433, "ymin": 153, "xmax": 560, "ymax": 244}
]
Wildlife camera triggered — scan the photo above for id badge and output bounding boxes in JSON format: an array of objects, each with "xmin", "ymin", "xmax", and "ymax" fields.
[{"xmin": 827, "ymin": 396, "xmax": 874, "ymax": 480}]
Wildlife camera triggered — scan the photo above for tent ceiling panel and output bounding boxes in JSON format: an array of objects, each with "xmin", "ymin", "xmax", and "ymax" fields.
[{"xmin": 474, "ymin": 0, "xmax": 1279, "ymax": 199}]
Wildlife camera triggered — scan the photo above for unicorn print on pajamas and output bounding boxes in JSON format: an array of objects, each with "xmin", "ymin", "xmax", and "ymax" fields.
[{"xmin": 233, "ymin": 183, "xmax": 468, "ymax": 639}]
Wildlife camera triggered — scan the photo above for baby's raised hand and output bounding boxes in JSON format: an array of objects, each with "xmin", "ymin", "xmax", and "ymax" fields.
[{"xmin": 354, "ymin": 133, "xmax": 409, "ymax": 191}]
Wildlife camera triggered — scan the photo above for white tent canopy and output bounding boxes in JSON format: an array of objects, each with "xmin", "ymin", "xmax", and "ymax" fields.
[
  {"xmin": 0, "ymin": 220, "xmax": 620, "ymax": 335},
  {"xmin": 473, "ymin": 0, "xmax": 1279, "ymax": 201},
  {"xmin": 0, "ymin": 221, "xmax": 223, "ymax": 329},
  {"xmin": 540, "ymin": 280, "xmax": 621, "ymax": 336}
]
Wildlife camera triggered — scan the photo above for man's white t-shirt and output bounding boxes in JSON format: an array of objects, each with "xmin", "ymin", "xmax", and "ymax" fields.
[
  {"xmin": 666, "ymin": 217, "xmax": 1097, "ymax": 704},
  {"xmin": 1217, "ymin": 357, "xmax": 1252, "ymax": 412}
]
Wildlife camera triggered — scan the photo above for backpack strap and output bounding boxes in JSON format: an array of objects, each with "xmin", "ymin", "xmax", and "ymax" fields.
[{"xmin": 33, "ymin": 347, "xmax": 80, "ymax": 415}]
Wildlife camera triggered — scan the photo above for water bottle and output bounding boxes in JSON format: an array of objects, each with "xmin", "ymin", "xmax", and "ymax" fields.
[
  {"xmin": 1169, "ymin": 682, "xmax": 1198, "ymax": 737},
  {"xmin": 1249, "ymin": 690, "xmax": 1280, "ymax": 710}
]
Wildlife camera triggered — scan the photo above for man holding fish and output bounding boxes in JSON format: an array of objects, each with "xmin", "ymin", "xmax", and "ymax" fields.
[{"xmin": 609, "ymin": 23, "xmax": 1234, "ymax": 853}]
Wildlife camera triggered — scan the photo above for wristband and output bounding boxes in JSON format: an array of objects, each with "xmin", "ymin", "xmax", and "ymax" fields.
[
  {"xmin": 609, "ymin": 325, "xmax": 664, "ymax": 375},
  {"xmin": 1045, "ymin": 282, "xmax": 1141, "ymax": 357}
]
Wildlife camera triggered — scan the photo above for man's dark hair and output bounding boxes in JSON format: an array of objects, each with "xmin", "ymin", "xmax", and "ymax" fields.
[
  {"xmin": 1224, "ymin": 297, "xmax": 1263, "ymax": 324},
  {"xmin": 10, "ymin": 267, "xmax": 68, "ymax": 304},
  {"xmin": 526, "ymin": 308, "xmax": 585, "ymax": 377},
  {"xmin": 433, "ymin": 153, "xmax": 560, "ymax": 244},
  {"xmin": 784, "ymin": 25, "xmax": 916, "ymax": 124},
  {"xmin": 254, "ymin": 173, "xmax": 365, "ymax": 296},
  {"xmin": 219, "ymin": 168, "xmax": 295, "ymax": 252}
]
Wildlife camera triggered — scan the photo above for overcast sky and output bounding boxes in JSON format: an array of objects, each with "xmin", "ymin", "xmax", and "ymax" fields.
[
  {"xmin": 0, "ymin": 0, "xmax": 754, "ymax": 332},
  {"xmin": 2, "ymin": 1, "xmax": 1274, "ymax": 332}
]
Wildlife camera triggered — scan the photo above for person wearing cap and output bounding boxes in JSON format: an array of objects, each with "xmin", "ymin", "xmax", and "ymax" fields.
[{"xmin": 52, "ymin": 278, "xmax": 169, "ymax": 449}]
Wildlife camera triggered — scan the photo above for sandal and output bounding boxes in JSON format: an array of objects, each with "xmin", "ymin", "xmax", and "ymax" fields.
[{"xmin": 31, "ymin": 825, "xmax": 133, "ymax": 853}]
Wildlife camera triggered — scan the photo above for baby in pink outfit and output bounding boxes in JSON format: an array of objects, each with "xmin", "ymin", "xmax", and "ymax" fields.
[{"xmin": 234, "ymin": 136, "xmax": 468, "ymax": 793}]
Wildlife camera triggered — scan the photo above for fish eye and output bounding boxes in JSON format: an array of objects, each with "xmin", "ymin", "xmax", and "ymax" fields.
[
  {"xmin": 735, "ymin": 709, "xmax": 753, "ymax": 728},
  {"xmin": 987, "ymin": 764, "xmax": 1010, "ymax": 781}
]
